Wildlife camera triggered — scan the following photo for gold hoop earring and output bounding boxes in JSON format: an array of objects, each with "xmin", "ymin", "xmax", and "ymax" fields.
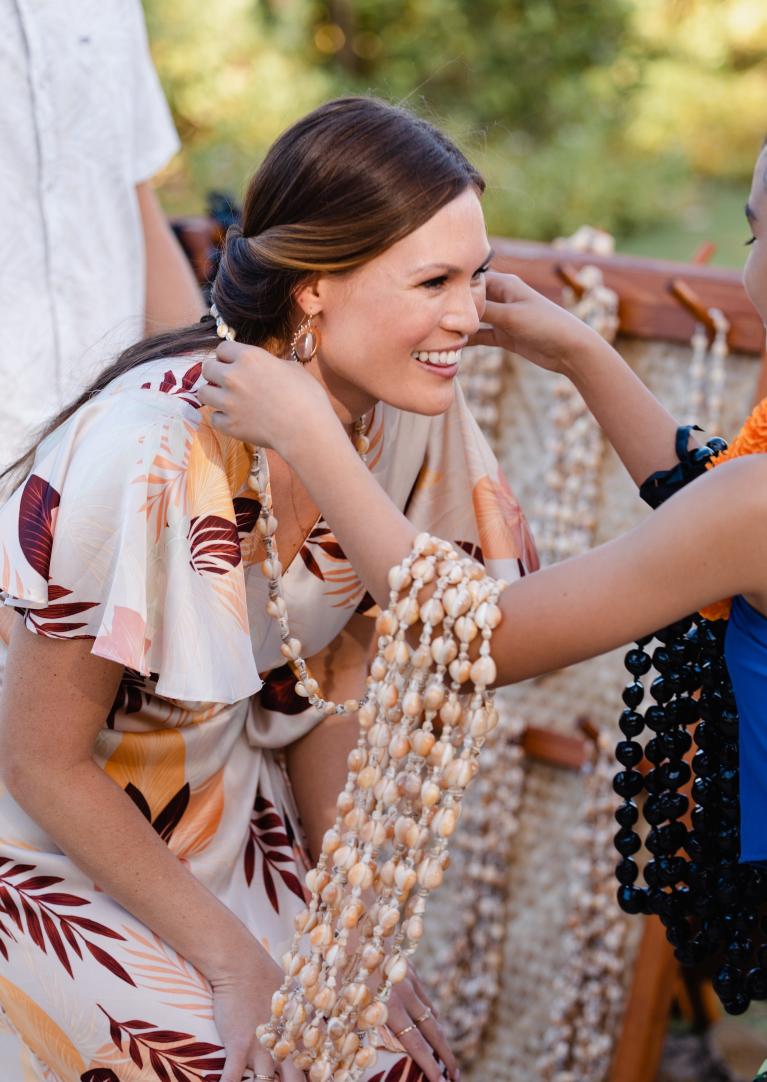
[{"xmin": 291, "ymin": 314, "xmax": 321, "ymax": 365}]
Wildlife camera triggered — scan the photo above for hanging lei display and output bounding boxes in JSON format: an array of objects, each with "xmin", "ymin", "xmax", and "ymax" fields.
[
  {"xmin": 207, "ymin": 302, "xmax": 510, "ymax": 1079},
  {"xmin": 613, "ymin": 395, "xmax": 767, "ymax": 1015},
  {"xmin": 686, "ymin": 309, "xmax": 730, "ymax": 436},
  {"xmin": 425, "ymin": 711, "xmax": 526, "ymax": 1067},
  {"xmin": 532, "ymin": 264, "xmax": 618, "ymax": 565},
  {"xmin": 538, "ymin": 728, "xmax": 628, "ymax": 1082}
]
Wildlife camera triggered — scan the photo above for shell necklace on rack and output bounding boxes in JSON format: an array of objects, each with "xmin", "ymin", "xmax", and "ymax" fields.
[
  {"xmin": 209, "ymin": 303, "xmax": 507, "ymax": 1082},
  {"xmin": 211, "ymin": 303, "xmax": 370, "ymax": 718},
  {"xmin": 686, "ymin": 307, "xmax": 729, "ymax": 436}
]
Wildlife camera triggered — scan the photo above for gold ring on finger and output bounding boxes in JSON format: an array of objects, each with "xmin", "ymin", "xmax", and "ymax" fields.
[
  {"xmin": 395, "ymin": 1023, "xmax": 418, "ymax": 1038},
  {"xmin": 414, "ymin": 1009, "xmax": 432, "ymax": 1024},
  {"xmin": 254, "ymin": 1075, "xmax": 275, "ymax": 1080}
]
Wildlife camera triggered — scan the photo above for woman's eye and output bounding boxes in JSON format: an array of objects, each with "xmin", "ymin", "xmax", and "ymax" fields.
[
  {"xmin": 421, "ymin": 276, "xmax": 448, "ymax": 289},
  {"xmin": 746, "ymin": 236, "xmax": 757, "ymax": 246},
  {"xmin": 473, "ymin": 265, "xmax": 490, "ymax": 280}
]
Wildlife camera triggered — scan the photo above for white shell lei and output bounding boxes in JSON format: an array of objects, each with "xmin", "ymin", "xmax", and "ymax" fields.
[
  {"xmin": 256, "ymin": 533, "xmax": 507, "ymax": 1081},
  {"xmin": 206, "ymin": 305, "xmax": 507, "ymax": 1077}
]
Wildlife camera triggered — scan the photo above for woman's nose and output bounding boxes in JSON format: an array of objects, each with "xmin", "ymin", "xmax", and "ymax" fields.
[{"xmin": 442, "ymin": 287, "xmax": 482, "ymax": 336}]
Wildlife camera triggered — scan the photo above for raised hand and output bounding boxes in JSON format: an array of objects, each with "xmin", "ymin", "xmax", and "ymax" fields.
[
  {"xmin": 470, "ymin": 270, "xmax": 602, "ymax": 373},
  {"xmin": 199, "ymin": 340, "xmax": 338, "ymax": 456}
]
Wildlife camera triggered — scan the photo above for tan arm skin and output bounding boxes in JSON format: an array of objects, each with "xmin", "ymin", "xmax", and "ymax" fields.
[
  {"xmin": 0, "ymin": 627, "xmax": 301, "ymax": 1082},
  {"xmin": 137, "ymin": 181, "xmax": 205, "ymax": 335}
]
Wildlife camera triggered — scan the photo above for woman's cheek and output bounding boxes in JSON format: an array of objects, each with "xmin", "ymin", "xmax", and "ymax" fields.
[{"xmin": 743, "ymin": 250, "xmax": 767, "ymax": 325}]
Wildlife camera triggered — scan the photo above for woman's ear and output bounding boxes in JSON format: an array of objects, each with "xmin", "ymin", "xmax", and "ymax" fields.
[{"xmin": 295, "ymin": 279, "xmax": 322, "ymax": 317}]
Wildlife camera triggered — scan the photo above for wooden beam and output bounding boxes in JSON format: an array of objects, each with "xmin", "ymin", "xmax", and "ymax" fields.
[
  {"xmin": 608, "ymin": 916, "xmax": 677, "ymax": 1082},
  {"xmin": 521, "ymin": 725, "xmax": 587, "ymax": 770},
  {"xmin": 490, "ymin": 238, "xmax": 765, "ymax": 355}
]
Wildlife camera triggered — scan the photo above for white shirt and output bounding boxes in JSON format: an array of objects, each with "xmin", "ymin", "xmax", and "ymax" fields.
[{"xmin": 0, "ymin": 0, "xmax": 180, "ymax": 466}]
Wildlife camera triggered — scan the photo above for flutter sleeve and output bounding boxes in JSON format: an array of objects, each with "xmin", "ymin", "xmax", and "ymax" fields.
[{"xmin": 0, "ymin": 389, "xmax": 261, "ymax": 704}]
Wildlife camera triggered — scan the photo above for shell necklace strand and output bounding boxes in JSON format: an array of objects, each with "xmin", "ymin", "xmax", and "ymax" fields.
[
  {"xmin": 210, "ymin": 303, "xmax": 506, "ymax": 1082},
  {"xmin": 211, "ymin": 303, "xmax": 370, "ymax": 718}
]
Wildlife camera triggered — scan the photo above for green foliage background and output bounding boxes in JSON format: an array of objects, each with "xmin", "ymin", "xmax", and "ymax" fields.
[{"xmin": 144, "ymin": 0, "xmax": 767, "ymax": 260}]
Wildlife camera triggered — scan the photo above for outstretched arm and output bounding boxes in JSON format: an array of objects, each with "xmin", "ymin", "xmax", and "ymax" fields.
[{"xmin": 200, "ymin": 344, "xmax": 767, "ymax": 687}]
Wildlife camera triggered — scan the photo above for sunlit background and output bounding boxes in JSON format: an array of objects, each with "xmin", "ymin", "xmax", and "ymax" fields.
[{"xmin": 145, "ymin": 0, "xmax": 767, "ymax": 265}]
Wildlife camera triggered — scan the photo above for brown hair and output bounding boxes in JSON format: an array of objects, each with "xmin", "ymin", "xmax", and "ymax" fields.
[{"xmin": 3, "ymin": 96, "xmax": 483, "ymax": 487}]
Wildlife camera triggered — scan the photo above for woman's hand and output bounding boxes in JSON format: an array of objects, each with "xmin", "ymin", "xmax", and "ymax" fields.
[
  {"xmin": 386, "ymin": 965, "xmax": 459, "ymax": 1082},
  {"xmin": 471, "ymin": 270, "xmax": 604, "ymax": 374},
  {"xmin": 199, "ymin": 340, "xmax": 338, "ymax": 456},
  {"xmin": 208, "ymin": 937, "xmax": 305, "ymax": 1082}
]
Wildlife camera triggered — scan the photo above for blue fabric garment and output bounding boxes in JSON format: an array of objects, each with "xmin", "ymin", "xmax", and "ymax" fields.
[{"xmin": 724, "ymin": 594, "xmax": 767, "ymax": 862}]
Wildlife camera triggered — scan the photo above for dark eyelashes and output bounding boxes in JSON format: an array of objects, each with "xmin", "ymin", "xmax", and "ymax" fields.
[
  {"xmin": 421, "ymin": 266, "xmax": 490, "ymax": 288},
  {"xmin": 746, "ymin": 236, "xmax": 757, "ymax": 246}
]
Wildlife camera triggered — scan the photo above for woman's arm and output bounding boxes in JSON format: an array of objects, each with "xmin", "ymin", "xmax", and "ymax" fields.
[
  {"xmin": 0, "ymin": 626, "xmax": 301, "ymax": 1082},
  {"xmin": 199, "ymin": 344, "xmax": 767, "ymax": 677},
  {"xmin": 137, "ymin": 182, "xmax": 205, "ymax": 335}
]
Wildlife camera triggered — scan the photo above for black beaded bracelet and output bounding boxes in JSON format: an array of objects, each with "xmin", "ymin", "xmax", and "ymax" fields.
[{"xmin": 638, "ymin": 425, "xmax": 728, "ymax": 509}]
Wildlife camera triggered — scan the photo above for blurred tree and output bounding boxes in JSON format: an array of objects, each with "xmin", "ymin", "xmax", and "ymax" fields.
[
  {"xmin": 141, "ymin": 0, "xmax": 764, "ymax": 246},
  {"xmin": 629, "ymin": 0, "xmax": 767, "ymax": 180}
]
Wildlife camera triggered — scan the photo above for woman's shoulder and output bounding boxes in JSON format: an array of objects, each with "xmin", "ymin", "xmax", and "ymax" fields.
[{"xmin": 100, "ymin": 353, "xmax": 209, "ymax": 412}]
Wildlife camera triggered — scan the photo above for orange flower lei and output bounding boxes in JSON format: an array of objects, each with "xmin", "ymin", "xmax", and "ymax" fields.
[{"xmin": 699, "ymin": 395, "xmax": 767, "ymax": 620}]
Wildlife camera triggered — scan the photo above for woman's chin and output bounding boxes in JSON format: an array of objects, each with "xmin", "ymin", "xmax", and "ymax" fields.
[{"xmin": 380, "ymin": 382, "xmax": 457, "ymax": 417}]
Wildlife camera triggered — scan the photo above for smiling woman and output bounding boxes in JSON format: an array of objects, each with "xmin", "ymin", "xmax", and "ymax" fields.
[{"xmin": 0, "ymin": 97, "xmax": 536, "ymax": 1082}]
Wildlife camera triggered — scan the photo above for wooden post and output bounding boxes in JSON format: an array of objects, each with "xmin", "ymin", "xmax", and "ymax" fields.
[{"xmin": 608, "ymin": 917, "xmax": 677, "ymax": 1082}]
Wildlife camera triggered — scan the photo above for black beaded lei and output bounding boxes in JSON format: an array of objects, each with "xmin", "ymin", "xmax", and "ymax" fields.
[{"xmin": 613, "ymin": 428, "xmax": 767, "ymax": 1014}]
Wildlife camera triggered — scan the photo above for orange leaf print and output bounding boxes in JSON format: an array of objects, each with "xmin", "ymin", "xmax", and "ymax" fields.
[
  {"xmin": 170, "ymin": 769, "xmax": 225, "ymax": 864},
  {"xmin": 0, "ymin": 974, "xmax": 86, "ymax": 1078},
  {"xmin": 120, "ymin": 925, "xmax": 214, "ymax": 1021},
  {"xmin": 104, "ymin": 730, "xmax": 186, "ymax": 824},
  {"xmin": 135, "ymin": 420, "xmax": 194, "ymax": 542},
  {"xmin": 185, "ymin": 418, "xmax": 239, "ymax": 525},
  {"xmin": 472, "ymin": 472, "xmax": 539, "ymax": 569}
]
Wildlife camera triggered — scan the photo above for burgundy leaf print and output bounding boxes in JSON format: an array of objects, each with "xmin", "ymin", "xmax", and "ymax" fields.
[
  {"xmin": 244, "ymin": 793, "xmax": 309, "ymax": 913},
  {"xmin": 125, "ymin": 782, "xmax": 191, "ymax": 844},
  {"xmin": 232, "ymin": 495, "xmax": 261, "ymax": 539},
  {"xmin": 106, "ymin": 669, "xmax": 153, "ymax": 729},
  {"xmin": 259, "ymin": 663, "xmax": 311, "ymax": 716},
  {"xmin": 141, "ymin": 362, "xmax": 204, "ymax": 408},
  {"xmin": 369, "ymin": 1057, "xmax": 427, "ymax": 1082},
  {"xmin": 299, "ymin": 543, "xmax": 323, "ymax": 581},
  {"xmin": 81, "ymin": 1070, "xmax": 121, "ymax": 1082},
  {"xmin": 306, "ymin": 524, "xmax": 346, "ymax": 560},
  {"xmin": 25, "ymin": 582, "xmax": 99, "ymax": 637},
  {"xmin": 355, "ymin": 589, "xmax": 377, "ymax": 616},
  {"xmin": 299, "ymin": 523, "xmax": 349, "ymax": 582},
  {"xmin": 455, "ymin": 539, "xmax": 485, "ymax": 565},
  {"xmin": 187, "ymin": 515, "xmax": 241, "ymax": 575},
  {"xmin": 98, "ymin": 1007, "xmax": 225, "ymax": 1080},
  {"xmin": 0, "ymin": 859, "xmax": 134, "ymax": 984},
  {"xmin": 18, "ymin": 474, "xmax": 60, "ymax": 579}
]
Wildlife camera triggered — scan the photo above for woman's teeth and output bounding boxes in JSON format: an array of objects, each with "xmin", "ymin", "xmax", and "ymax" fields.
[{"xmin": 412, "ymin": 349, "xmax": 462, "ymax": 367}]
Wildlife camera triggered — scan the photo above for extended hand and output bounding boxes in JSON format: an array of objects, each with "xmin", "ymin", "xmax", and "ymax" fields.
[
  {"xmin": 386, "ymin": 964, "xmax": 459, "ymax": 1081},
  {"xmin": 470, "ymin": 270, "xmax": 603, "ymax": 373},
  {"xmin": 208, "ymin": 940, "xmax": 305, "ymax": 1082},
  {"xmin": 199, "ymin": 340, "xmax": 336, "ymax": 455}
]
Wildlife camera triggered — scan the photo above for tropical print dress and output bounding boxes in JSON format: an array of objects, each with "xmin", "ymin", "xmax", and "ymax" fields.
[{"xmin": 0, "ymin": 355, "xmax": 537, "ymax": 1082}]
